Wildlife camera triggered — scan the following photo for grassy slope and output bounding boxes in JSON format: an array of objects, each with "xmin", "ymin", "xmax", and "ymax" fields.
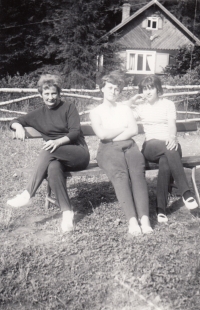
[{"xmin": 0, "ymin": 127, "xmax": 200, "ymax": 310}]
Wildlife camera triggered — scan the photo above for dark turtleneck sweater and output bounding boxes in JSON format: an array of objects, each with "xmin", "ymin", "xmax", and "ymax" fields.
[{"xmin": 10, "ymin": 100, "xmax": 85, "ymax": 144}]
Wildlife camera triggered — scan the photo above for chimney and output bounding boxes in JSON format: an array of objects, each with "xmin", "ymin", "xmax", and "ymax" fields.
[{"xmin": 122, "ymin": 1, "xmax": 131, "ymax": 22}]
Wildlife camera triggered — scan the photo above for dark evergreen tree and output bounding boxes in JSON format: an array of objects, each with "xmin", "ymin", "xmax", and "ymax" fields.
[
  {"xmin": 0, "ymin": 0, "xmax": 48, "ymax": 76},
  {"xmin": 0, "ymin": 0, "xmax": 122, "ymax": 87},
  {"xmin": 164, "ymin": 45, "xmax": 200, "ymax": 76},
  {"xmin": 45, "ymin": 0, "xmax": 121, "ymax": 87}
]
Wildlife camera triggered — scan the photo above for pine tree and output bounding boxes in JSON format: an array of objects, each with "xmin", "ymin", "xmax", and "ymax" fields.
[
  {"xmin": 0, "ymin": 0, "xmax": 48, "ymax": 76},
  {"xmin": 0, "ymin": 0, "xmax": 122, "ymax": 87}
]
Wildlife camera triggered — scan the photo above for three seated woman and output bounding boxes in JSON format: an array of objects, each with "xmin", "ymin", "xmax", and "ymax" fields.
[{"xmin": 7, "ymin": 72, "xmax": 198, "ymax": 235}]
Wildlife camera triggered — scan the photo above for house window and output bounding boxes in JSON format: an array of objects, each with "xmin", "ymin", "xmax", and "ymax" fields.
[
  {"xmin": 147, "ymin": 17, "xmax": 158, "ymax": 30},
  {"xmin": 142, "ymin": 17, "xmax": 163, "ymax": 29},
  {"xmin": 155, "ymin": 53, "xmax": 169, "ymax": 73},
  {"xmin": 127, "ymin": 50, "xmax": 156, "ymax": 74}
]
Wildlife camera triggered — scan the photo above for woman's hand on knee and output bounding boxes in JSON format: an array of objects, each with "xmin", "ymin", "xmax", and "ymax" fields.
[
  {"xmin": 42, "ymin": 139, "xmax": 61, "ymax": 153},
  {"xmin": 166, "ymin": 137, "xmax": 178, "ymax": 151}
]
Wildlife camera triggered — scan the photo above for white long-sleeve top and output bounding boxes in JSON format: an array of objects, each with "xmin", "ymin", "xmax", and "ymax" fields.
[{"xmin": 133, "ymin": 98, "xmax": 176, "ymax": 141}]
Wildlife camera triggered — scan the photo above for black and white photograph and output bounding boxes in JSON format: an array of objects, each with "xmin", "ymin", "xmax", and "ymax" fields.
[{"xmin": 0, "ymin": 1, "xmax": 200, "ymax": 309}]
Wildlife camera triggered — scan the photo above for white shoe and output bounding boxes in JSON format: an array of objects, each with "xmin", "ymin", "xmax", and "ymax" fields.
[
  {"xmin": 128, "ymin": 217, "xmax": 142, "ymax": 236},
  {"xmin": 61, "ymin": 210, "xmax": 74, "ymax": 233},
  {"xmin": 157, "ymin": 213, "xmax": 168, "ymax": 223},
  {"xmin": 183, "ymin": 197, "xmax": 198, "ymax": 210},
  {"xmin": 7, "ymin": 190, "xmax": 30, "ymax": 207}
]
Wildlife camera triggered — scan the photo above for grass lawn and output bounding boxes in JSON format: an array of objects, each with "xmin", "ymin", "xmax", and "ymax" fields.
[{"xmin": 0, "ymin": 126, "xmax": 200, "ymax": 310}]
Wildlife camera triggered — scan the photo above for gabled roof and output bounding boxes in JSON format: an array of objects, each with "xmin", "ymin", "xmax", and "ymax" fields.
[{"xmin": 103, "ymin": 0, "xmax": 200, "ymax": 46}]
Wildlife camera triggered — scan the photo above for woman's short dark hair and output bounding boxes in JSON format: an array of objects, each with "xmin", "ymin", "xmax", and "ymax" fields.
[
  {"xmin": 37, "ymin": 74, "xmax": 63, "ymax": 95},
  {"xmin": 99, "ymin": 70, "xmax": 125, "ymax": 93},
  {"xmin": 138, "ymin": 75, "xmax": 163, "ymax": 95}
]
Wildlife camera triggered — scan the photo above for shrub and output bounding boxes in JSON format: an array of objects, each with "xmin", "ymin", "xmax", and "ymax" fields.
[{"xmin": 164, "ymin": 45, "xmax": 200, "ymax": 77}]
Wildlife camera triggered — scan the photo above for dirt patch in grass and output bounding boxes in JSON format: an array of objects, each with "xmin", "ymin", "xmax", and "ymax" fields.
[{"xmin": 0, "ymin": 129, "xmax": 200, "ymax": 310}]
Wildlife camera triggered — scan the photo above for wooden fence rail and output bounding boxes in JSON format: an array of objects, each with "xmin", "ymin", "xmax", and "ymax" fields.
[
  {"xmin": 0, "ymin": 94, "xmax": 39, "ymax": 106},
  {"xmin": 162, "ymin": 91, "xmax": 200, "ymax": 97},
  {"xmin": 1, "ymin": 90, "xmax": 200, "ymax": 107},
  {"xmin": 0, "ymin": 88, "xmax": 100, "ymax": 93},
  {"xmin": 0, "ymin": 93, "xmax": 102, "ymax": 106},
  {"xmin": 0, "ymin": 108, "xmax": 26, "ymax": 115},
  {"xmin": 1, "ymin": 85, "xmax": 200, "ymax": 93},
  {"xmin": 1, "ymin": 87, "xmax": 200, "ymax": 122}
]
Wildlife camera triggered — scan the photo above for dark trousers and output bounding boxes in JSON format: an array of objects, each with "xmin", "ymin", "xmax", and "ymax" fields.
[
  {"xmin": 142, "ymin": 139, "xmax": 189, "ymax": 214},
  {"xmin": 97, "ymin": 140, "xmax": 149, "ymax": 221},
  {"xmin": 26, "ymin": 144, "xmax": 90, "ymax": 211}
]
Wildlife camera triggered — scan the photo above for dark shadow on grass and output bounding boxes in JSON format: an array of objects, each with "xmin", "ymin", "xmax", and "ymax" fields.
[
  {"xmin": 71, "ymin": 178, "xmax": 159, "ymax": 225},
  {"xmin": 167, "ymin": 195, "xmax": 200, "ymax": 218},
  {"xmin": 167, "ymin": 196, "xmax": 184, "ymax": 214},
  {"xmin": 33, "ymin": 211, "xmax": 62, "ymax": 225},
  {"xmin": 18, "ymin": 181, "xmax": 117, "ymax": 227},
  {"xmin": 33, "ymin": 178, "xmax": 160, "ymax": 226},
  {"xmin": 11, "ymin": 177, "xmax": 191, "ymax": 229},
  {"xmin": 70, "ymin": 180, "xmax": 117, "ymax": 223}
]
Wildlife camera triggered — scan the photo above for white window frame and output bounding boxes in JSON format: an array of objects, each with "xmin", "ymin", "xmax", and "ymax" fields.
[
  {"xmin": 126, "ymin": 50, "xmax": 156, "ymax": 74},
  {"xmin": 147, "ymin": 17, "xmax": 159, "ymax": 30}
]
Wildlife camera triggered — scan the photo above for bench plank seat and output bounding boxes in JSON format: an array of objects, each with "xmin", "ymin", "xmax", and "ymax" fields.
[{"xmin": 62, "ymin": 156, "xmax": 200, "ymax": 177}]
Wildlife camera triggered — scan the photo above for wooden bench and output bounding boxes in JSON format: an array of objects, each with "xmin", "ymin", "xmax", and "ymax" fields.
[{"xmin": 21, "ymin": 121, "xmax": 200, "ymax": 209}]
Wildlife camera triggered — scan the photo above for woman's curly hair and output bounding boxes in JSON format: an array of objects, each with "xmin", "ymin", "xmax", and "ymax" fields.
[
  {"xmin": 99, "ymin": 70, "xmax": 125, "ymax": 93},
  {"xmin": 37, "ymin": 74, "xmax": 63, "ymax": 94}
]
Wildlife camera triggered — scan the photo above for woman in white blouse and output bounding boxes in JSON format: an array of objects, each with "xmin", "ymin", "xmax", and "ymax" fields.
[
  {"xmin": 90, "ymin": 71, "xmax": 152, "ymax": 236},
  {"xmin": 127, "ymin": 75, "xmax": 198, "ymax": 223}
]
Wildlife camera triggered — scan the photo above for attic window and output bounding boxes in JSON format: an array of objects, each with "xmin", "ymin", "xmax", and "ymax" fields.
[{"xmin": 147, "ymin": 17, "xmax": 159, "ymax": 30}]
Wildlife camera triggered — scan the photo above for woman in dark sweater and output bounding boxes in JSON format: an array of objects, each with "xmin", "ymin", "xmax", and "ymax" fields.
[{"xmin": 7, "ymin": 74, "xmax": 90, "ymax": 233}]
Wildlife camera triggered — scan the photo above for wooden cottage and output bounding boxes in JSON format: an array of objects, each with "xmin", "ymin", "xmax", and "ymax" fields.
[{"xmin": 98, "ymin": 0, "xmax": 200, "ymax": 84}]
